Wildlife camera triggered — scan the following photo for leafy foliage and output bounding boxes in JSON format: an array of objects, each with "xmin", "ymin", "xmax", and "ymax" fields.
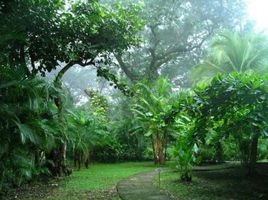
[
  {"xmin": 132, "ymin": 78, "xmax": 178, "ymax": 164},
  {"xmin": 114, "ymin": 0, "xmax": 245, "ymax": 83},
  {"xmin": 192, "ymin": 72, "xmax": 268, "ymax": 174},
  {"xmin": 0, "ymin": 0, "xmax": 143, "ymax": 90},
  {"xmin": 0, "ymin": 67, "xmax": 62, "ymax": 190},
  {"xmin": 0, "ymin": 0, "xmax": 144, "ymax": 192},
  {"xmin": 191, "ymin": 30, "xmax": 268, "ymax": 83}
]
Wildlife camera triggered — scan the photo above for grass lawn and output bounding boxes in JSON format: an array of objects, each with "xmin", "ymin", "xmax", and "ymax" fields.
[
  {"xmin": 159, "ymin": 163, "xmax": 268, "ymax": 200},
  {"xmin": 9, "ymin": 162, "xmax": 156, "ymax": 200}
]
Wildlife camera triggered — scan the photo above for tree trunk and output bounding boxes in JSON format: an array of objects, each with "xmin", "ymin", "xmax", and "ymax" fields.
[
  {"xmin": 152, "ymin": 139, "xmax": 157, "ymax": 164},
  {"xmin": 78, "ymin": 151, "xmax": 82, "ymax": 170},
  {"xmin": 152, "ymin": 135, "xmax": 165, "ymax": 165},
  {"xmin": 44, "ymin": 61, "xmax": 77, "ymax": 177},
  {"xmin": 248, "ymin": 135, "xmax": 259, "ymax": 177},
  {"xmin": 46, "ymin": 143, "xmax": 68, "ymax": 176},
  {"xmin": 85, "ymin": 155, "xmax": 90, "ymax": 168},
  {"xmin": 215, "ymin": 141, "xmax": 223, "ymax": 163},
  {"xmin": 74, "ymin": 150, "xmax": 78, "ymax": 168},
  {"xmin": 34, "ymin": 149, "xmax": 40, "ymax": 167}
]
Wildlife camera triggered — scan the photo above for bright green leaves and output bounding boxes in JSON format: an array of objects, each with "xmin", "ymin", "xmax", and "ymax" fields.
[
  {"xmin": 173, "ymin": 131, "xmax": 199, "ymax": 181},
  {"xmin": 191, "ymin": 30, "xmax": 268, "ymax": 84},
  {"xmin": 168, "ymin": 70, "xmax": 268, "ymax": 176},
  {"xmin": 84, "ymin": 88, "xmax": 109, "ymax": 121},
  {"xmin": 15, "ymin": 122, "xmax": 37, "ymax": 145},
  {"xmin": 191, "ymin": 71, "xmax": 268, "ymax": 164},
  {"xmin": 131, "ymin": 78, "xmax": 179, "ymax": 164},
  {"xmin": 131, "ymin": 78, "xmax": 174, "ymax": 138}
]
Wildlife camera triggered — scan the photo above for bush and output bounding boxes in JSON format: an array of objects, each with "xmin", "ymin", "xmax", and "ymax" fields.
[{"xmin": 93, "ymin": 135, "xmax": 122, "ymax": 163}]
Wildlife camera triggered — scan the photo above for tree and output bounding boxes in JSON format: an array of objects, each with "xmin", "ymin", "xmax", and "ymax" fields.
[
  {"xmin": 192, "ymin": 72, "xmax": 268, "ymax": 176},
  {"xmin": 114, "ymin": 0, "xmax": 245, "ymax": 83},
  {"xmin": 191, "ymin": 30, "xmax": 268, "ymax": 83},
  {"xmin": 0, "ymin": 0, "xmax": 143, "ymax": 79},
  {"xmin": 0, "ymin": 0, "xmax": 143, "ymax": 182},
  {"xmin": 66, "ymin": 107, "xmax": 101, "ymax": 169},
  {"xmin": 131, "ymin": 78, "xmax": 178, "ymax": 164},
  {"xmin": 190, "ymin": 30, "xmax": 268, "ymax": 162}
]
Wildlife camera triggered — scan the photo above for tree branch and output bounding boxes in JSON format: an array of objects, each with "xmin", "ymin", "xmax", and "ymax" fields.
[
  {"xmin": 153, "ymin": 31, "xmax": 213, "ymax": 69},
  {"xmin": 55, "ymin": 61, "xmax": 76, "ymax": 85},
  {"xmin": 114, "ymin": 53, "xmax": 138, "ymax": 81},
  {"xmin": 147, "ymin": 25, "xmax": 160, "ymax": 78},
  {"xmin": 54, "ymin": 57, "xmax": 96, "ymax": 86}
]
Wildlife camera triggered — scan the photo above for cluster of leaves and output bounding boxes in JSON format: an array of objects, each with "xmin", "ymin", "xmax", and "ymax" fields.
[
  {"xmin": 0, "ymin": 0, "xmax": 143, "ymax": 93},
  {"xmin": 166, "ymin": 30, "xmax": 268, "ymax": 180},
  {"xmin": 131, "ymin": 78, "xmax": 179, "ymax": 164},
  {"xmin": 193, "ymin": 72, "xmax": 268, "ymax": 163},
  {"xmin": 167, "ymin": 71, "xmax": 268, "ymax": 180},
  {"xmin": 0, "ymin": 66, "xmax": 125, "ymax": 191},
  {"xmin": 162, "ymin": 90, "xmax": 201, "ymax": 180},
  {"xmin": 0, "ymin": 67, "xmax": 63, "ymax": 191},
  {"xmin": 108, "ymin": 94, "xmax": 148, "ymax": 161},
  {"xmin": 85, "ymin": 88, "xmax": 109, "ymax": 119},
  {"xmin": 191, "ymin": 30, "xmax": 268, "ymax": 83},
  {"xmin": 66, "ymin": 105, "xmax": 122, "ymax": 164}
]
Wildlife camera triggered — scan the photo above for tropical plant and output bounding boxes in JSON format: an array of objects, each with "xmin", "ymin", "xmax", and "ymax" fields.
[
  {"xmin": 192, "ymin": 72, "xmax": 268, "ymax": 176},
  {"xmin": 0, "ymin": 0, "xmax": 144, "ymax": 182},
  {"xmin": 191, "ymin": 30, "xmax": 268, "ymax": 83},
  {"xmin": 131, "ymin": 78, "xmax": 178, "ymax": 164},
  {"xmin": 174, "ymin": 136, "xmax": 199, "ymax": 182},
  {"xmin": 0, "ymin": 67, "xmax": 63, "ymax": 190},
  {"xmin": 165, "ymin": 90, "xmax": 199, "ymax": 181}
]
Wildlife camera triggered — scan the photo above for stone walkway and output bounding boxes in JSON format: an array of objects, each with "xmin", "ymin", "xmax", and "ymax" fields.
[{"xmin": 116, "ymin": 171, "xmax": 172, "ymax": 200}]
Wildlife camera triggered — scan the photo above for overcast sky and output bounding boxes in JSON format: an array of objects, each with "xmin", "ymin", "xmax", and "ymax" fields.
[{"xmin": 246, "ymin": 0, "xmax": 268, "ymax": 32}]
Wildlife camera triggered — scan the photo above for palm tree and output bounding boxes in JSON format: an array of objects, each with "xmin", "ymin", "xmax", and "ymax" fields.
[{"xmin": 191, "ymin": 30, "xmax": 268, "ymax": 83}]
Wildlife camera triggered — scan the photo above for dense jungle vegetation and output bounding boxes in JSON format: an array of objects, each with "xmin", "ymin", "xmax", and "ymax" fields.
[{"xmin": 0, "ymin": 0, "xmax": 267, "ymax": 199}]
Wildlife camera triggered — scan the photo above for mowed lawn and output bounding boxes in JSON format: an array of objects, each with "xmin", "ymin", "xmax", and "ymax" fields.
[{"xmin": 9, "ymin": 162, "xmax": 156, "ymax": 200}]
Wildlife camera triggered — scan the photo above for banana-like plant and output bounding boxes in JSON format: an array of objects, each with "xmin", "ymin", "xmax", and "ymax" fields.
[{"xmin": 131, "ymin": 78, "xmax": 178, "ymax": 164}]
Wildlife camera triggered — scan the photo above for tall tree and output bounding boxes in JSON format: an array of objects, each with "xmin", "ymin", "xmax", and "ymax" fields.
[{"xmin": 113, "ymin": 0, "xmax": 245, "ymax": 83}]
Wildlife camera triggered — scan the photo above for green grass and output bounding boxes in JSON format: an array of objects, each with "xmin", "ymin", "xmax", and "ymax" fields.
[
  {"xmin": 159, "ymin": 164, "xmax": 268, "ymax": 200},
  {"xmin": 13, "ymin": 162, "xmax": 268, "ymax": 200},
  {"xmin": 58, "ymin": 162, "xmax": 155, "ymax": 192},
  {"xmin": 12, "ymin": 162, "xmax": 156, "ymax": 200}
]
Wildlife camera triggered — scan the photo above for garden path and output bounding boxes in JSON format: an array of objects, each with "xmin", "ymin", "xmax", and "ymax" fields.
[{"xmin": 116, "ymin": 171, "xmax": 172, "ymax": 200}]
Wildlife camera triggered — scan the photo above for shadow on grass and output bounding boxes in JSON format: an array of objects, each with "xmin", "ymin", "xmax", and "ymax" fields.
[{"xmin": 162, "ymin": 163, "xmax": 268, "ymax": 200}]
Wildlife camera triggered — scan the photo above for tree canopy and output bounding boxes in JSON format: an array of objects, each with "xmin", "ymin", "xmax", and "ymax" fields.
[
  {"xmin": 0, "ymin": 0, "xmax": 143, "ymax": 79},
  {"xmin": 114, "ymin": 0, "xmax": 246, "ymax": 83}
]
